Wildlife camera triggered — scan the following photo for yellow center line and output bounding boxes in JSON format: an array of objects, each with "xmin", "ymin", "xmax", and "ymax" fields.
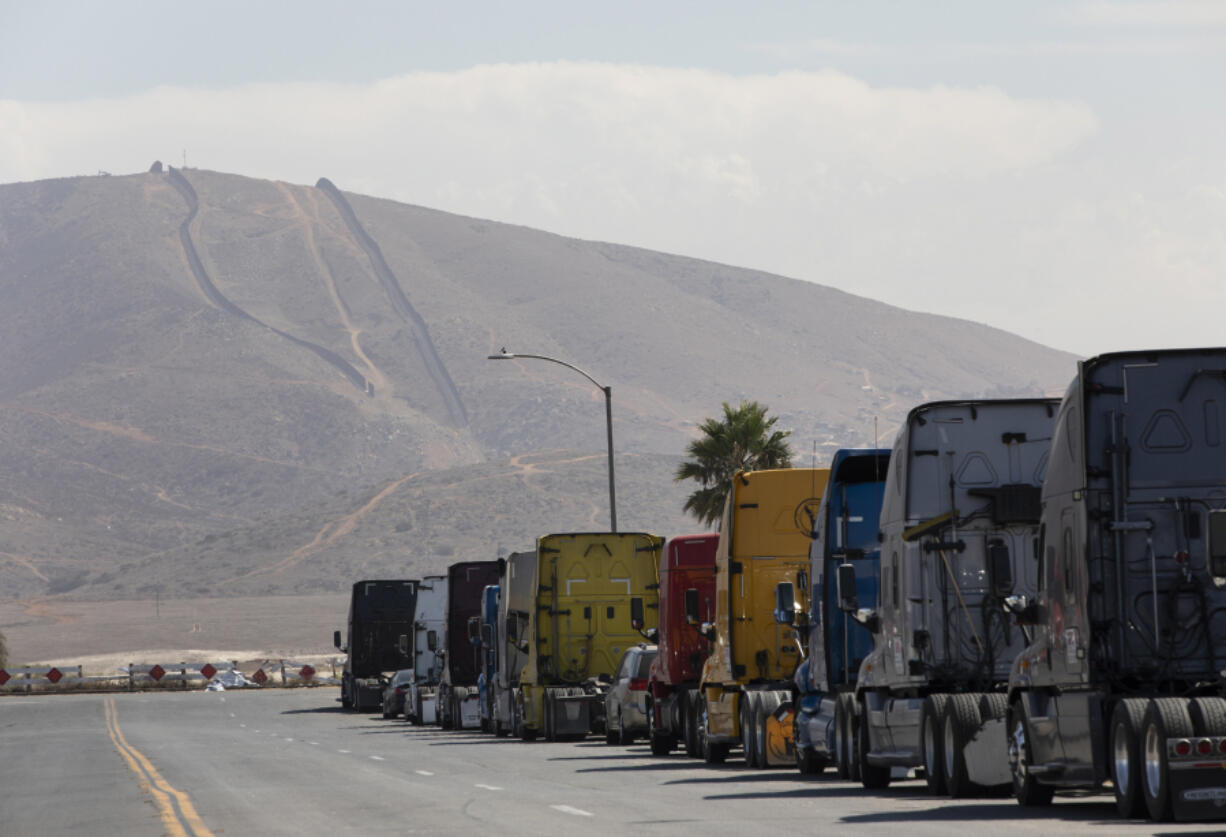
[{"xmin": 104, "ymin": 696, "xmax": 214, "ymax": 837}]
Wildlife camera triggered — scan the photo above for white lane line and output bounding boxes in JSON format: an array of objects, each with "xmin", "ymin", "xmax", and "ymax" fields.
[
  {"xmin": 284, "ymin": 738, "xmax": 294, "ymax": 742},
  {"xmin": 253, "ymin": 729, "xmax": 260, "ymax": 733},
  {"xmin": 309, "ymin": 741, "xmax": 320, "ymax": 746},
  {"xmin": 229, "ymin": 713, "xmax": 235, "ymax": 718},
  {"xmin": 474, "ymin": 784, "xmax": 502, "ymax": 791},
  {"xmin": 370, "ymin": 755, "xmax": 385, "ymax": 761},
  {"xmin": 415, "ymin": 770, "xmax": 434, "ymax": 776},
  {"xmin": 551, "ymin": 805, "xmax": 593, "ymax": 818},
  {"xmin": 338, "ymin": 749, "xmax": 351, "ymax": 754},
  {"xmin": 239, "ymin": 724, "xmax": 247, "ymax": 728}
]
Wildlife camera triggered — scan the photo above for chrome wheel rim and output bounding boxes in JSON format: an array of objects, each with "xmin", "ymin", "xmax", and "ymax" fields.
[
  {"xmin": 1008, "ymin": 716, "xmax": 1025, "ymax": 786},
  {"xmin": 1144, "ymin": 722, "xmax": 1163, "ymax": 798},
  {"xmin": 943, "ymin": 712, "xmax": 956, "ymax": 778},
  {"xmin": 1112, "ymin": 722, "xmax": 1131, "ymax": 794},
  {"xmin": 924, "ymin": 715, "xmax": 938, "ymax": 776}
]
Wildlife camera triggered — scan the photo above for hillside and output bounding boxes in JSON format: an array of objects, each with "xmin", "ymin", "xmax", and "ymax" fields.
[{"xmin": 0, "ymin": 166, "xmax": 1077, "ymax": 600}]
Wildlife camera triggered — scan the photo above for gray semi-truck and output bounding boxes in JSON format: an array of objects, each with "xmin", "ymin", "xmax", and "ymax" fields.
[
  {"xmin": 1007, "ymin": 349, "xmax": 1226, "ymax": 822},
  {"xmin": 492, "ymin": 550, "xmax": 536, "ymax": 737},
  {"xmin": 334, "ymin": 579, "xmax": 417, "ymax": 712},
  {"xmin": 841, "ymin": 399, "xmax": 1058, "ymax": 796}
]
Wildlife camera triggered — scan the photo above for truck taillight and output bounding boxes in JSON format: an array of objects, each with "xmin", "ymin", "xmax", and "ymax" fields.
[
  {"xmin": 629, "ymin": 678, "xmax": 647, "ymax": 691},
  {"xmin": 1197, "ymin": 738, "xmax": 1212, "ymax": 756},
  {"xmin": 1174, "ymin": 739, "xmax": 1192, "ymax": 757}
]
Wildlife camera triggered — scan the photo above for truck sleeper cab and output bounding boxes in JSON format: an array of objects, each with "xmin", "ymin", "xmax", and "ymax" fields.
[
  {"xmin": 473, "ymin": 583, "xmax": 500, "ymax": 732},
  {"xmin": 334, "ymin": 579, "xmax": 417, "ymax": 713},
  {"xmin": 1008, "ymin": 348, "xmax": 1226, "ymax": 822},
  {"xmin": 697, "ymin": 467, "xmax": 830, "ymax": 768},
  {"xmin": 517, "ymin": 532, "xmax": 663, "ymax": 742},
  {"xmin": 438, "ymin": 559, "xmax": 504, "ymax": 730},
  {"xmin": 407, "ymin": 575, "xmax": 447, "ymax": 725},
  {"xmin": 645, "ymin": 534, "xmax": 718, "ymax": 757},
  {"xmin": 792, "ymin": 449, "xmax": 889, "ymax": 777},
  {"xmin": 494, "ymin": 551, "xmax": 536, "ymax": 738},
  {"xmin": 845, "ymin": 399, "xmax": 1058, "ymax": 796}
]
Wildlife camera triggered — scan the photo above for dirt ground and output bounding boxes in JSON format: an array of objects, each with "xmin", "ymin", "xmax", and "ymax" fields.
[{"xmin": 0, "ymin": 594, "xmax": 349, "ymax": 673}]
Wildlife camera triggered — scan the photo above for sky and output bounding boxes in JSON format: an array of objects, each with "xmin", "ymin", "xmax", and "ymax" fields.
[{"xmin": 1, "ymin": 1, "xmax": 1223, "ymax": 356}]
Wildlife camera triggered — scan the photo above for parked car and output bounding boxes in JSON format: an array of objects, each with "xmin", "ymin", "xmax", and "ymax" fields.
[
  {"xmin": 605, "ymin": 645, "xmax": 657, "ymax": 745},
  {"xmin": 382, "ymin": 669, "xmax": 414, "ymax": 719}
]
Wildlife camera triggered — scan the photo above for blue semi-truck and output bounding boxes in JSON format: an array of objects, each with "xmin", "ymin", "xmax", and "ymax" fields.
[{"xmin": 789, "ymin": 449, "xmax": 890, "ymax": 775}]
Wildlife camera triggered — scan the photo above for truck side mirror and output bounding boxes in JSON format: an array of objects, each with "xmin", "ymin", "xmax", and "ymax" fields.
[
  {"xmin": 988, "ymin": 539, "xmax": 1013, "ymax": 597},
  {"xmin": 836, "ymin": 564, "xmax": 859, "ymax": 613},
  {"xmin": 481, "ymin": 624, "xmax": 494, "ymax": 647},
  {"xmin": 467, "ymin": 616, "xmax": 480, "ymax": 645},
  {"xmin": 684, "ymin": 588, "xmax": 700, "ymax": 625},
  {"xmin": 773, "ymin": 582, "xmax": 796, "ymax": 625},
  {"xmin": 333, "ymin": 630, "xmax": 342, "ymax": 650},
  {"xmin": 1209, "ymin": 510, "xmax": 1226, "ymax": 579},
  {"xmin": 630, "ymin": 596, "xmax": 645, "ymax": 630},
  {"xmin": 506, "ymin": 615, "xmax": 518, "ymax": 642},
  {"xmin": 645, "ymin": 627, "xmax": 659, "ymax": 642},
  {"xmin": 427, "ymin": 630, "xmax": 438, "ymax": 652},
  {"xmin": 1004, "ymin": 595, "xmax": 1039, "ymax": 625},
  {"xmin": 398, "ymin": 634, "xmax": 409, "ymax": 656}
]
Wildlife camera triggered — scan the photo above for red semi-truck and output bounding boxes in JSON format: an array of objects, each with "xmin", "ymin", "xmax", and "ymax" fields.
[{"xmin": 645, "ymin": 534, "xmax": 718, "ymax": 756}]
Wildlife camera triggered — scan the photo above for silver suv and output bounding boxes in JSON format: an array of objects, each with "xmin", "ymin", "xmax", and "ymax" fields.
[{"xmin": 604, "ymin": 645, "xmax": 657, "ymax": 745}]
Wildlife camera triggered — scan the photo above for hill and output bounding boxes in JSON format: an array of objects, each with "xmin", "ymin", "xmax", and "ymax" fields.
[{"xmin": 0, "ymin": 166, "xmax": 1076, "ymax": 600}]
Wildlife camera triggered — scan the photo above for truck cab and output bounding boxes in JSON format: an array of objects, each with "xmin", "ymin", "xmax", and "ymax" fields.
[
  {"xmin": 1007, "ymin": 349, "xmax": 1226, "ymax": 822},
  {"xmin": 406, "ymin": 575, "xmax": 446, "ymax": 725},
  {"xmin": 334, "ymin": 579, "xmax": 417, "ymax": 712},
  {"xmin": 438, "ymin": 559, "xmax": 504, "ymax": 730},
  {"xmin": 792, "ymin": 449, "xmax": 889, "ymax": 776}
]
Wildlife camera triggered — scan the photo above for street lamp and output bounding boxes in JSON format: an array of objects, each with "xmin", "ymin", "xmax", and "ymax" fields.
[{"xmin": 488, "ymin": 349, "xmax": 617, "ymax": 532}]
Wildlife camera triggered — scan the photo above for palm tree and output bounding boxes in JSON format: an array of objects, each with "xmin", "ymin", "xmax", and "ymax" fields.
[{"xmin": 675, "ymin": 400, "xmax": 793, "ymax": 526}]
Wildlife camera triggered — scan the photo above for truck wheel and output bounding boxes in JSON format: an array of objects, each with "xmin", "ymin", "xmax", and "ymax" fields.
[
  {"xmin": 1110, "ymin": 698, "xmax": 1149, "ymax": 818},
  {"xmin": 648, "ymin": 697, "xmax": 674, "ymax": 755},
  {"xmin": 858, "ymin": 696, "xmax": 891, "ymax": 789},
  {"xmin": 741, "ymin": 694, "xmax": 759, "ymax": 768},
  {"xmin": 1142, "ymin": 697, "xmax": 1193, "ymax": 822},
  {"xmin": 978, "ymin": 693, "xmax": 1008, "ymax": 722},
  {"xmin": 754, "ymin": 699, "xmax": 772, "ymax": 768},
  {"xmin": 544, "ymin": 694, "xmax": 556, "ymax": 742},
  {"xmin": 942, "ymin": 694, "xmax": 982, "ymax": 798},
  {"xmin": 920, "ymin": 694, "xmax": 949, "ymax": 795},
  {"xmin": 796, "ymin": 742, "xmax": 826, "ymax": 775},
  {"xmin": 1008, "ymin": 700, "xmax": 1054, "ymax": 807},
  {"xmin": 701, "ymin": 696, "xmax": 729, "ymax": 764},
  {"xmin": 1187, "ymin": 696, "xmax": 1226, "ymax": 736},
  {"xmin": 684, "ymin": 694, "xmax": 701, "ymax": 757},
  {"xmin": 834, "ymin": 694, "xmax": 852, "ymax": 780},
  {"xmin": 341, "ymin": 680, "xmax": 352, "ymax": 709}
]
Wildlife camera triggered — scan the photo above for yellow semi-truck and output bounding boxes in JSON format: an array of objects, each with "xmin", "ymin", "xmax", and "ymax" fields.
[
  {"xmin": 693, "ymin": 468, "xmax": 829, "ymax": 765},
  {"xmin": 514, "ymin": 531, "xmax": 663, "ymax": 741}
]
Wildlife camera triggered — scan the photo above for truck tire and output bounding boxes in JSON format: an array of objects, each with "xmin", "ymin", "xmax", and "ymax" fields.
[
  {"xmin": 648, "ymin": 698, "xmax": 675, "ymax": 755},
  {"xmin": 741, "ymin": 694, "xmax": 759, "ymax": 768},
  {"xmin": 920, "ymin": 694, "xmax": 949, "ymax": 795},
  {"xmin": 544, "ymin": 693, "xmax": 557, "ymax": 742},
  {"xmin": 1187, "ymin": 696, "xmax": 1226, "ymax": 736},
  {"xmin": 834, "ymin": 694, "xmax": 853, "ymax": 780},
  {"xmin": 753, "ymin": 698, "xmax": 772, "ymax": 768},
  {"xmin": 683, "ymin": 694, "xmax": 700, "ymax": 757},
  {"xmin": 1008, "ymin": 699, "xmax": 1054, "ymax": 807},
  {"xmin": 1142, "ymin": 697, "xmax": 1193, "ymax": 822},
  {"xmin": 1110, "ymin": 698, "xmax": 1149, "ymax": 819},
  {"xmin": 942, "ymin": 694, "xmax": 982, "ymax": 798},
  {"xmin": 978, "ymin": 693, "xmax": 1008, "ymax": 722},
  {"xmin": 858, "ymin": 695, "xmax": 891, "ymax": 789},
  {"xmin": 701, "ymin": 696, "xmax": 729, "ymax": 764},
  {"xmin": 341, "ymin": 679, "xmax": 352, "ymax": 709}
]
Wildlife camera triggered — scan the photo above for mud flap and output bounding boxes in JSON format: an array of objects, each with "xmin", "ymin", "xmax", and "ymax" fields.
[
  {"xmin": 766, "ymin": 704, "xmax": 796, "ymax": 766},
  {"xmin": 458, "ymin": 691, "xmax": 482, "ymax": 729},
  {"xmin": 963, "ymin": 717, "xmax": 1011, "ymax": 787},
  {"xmin": 1171, "ymin": 767, "xmax": 1226, "ymax": 821},
  {"xmin": 552, "ymin": 693, "xmax": 594, "ymax": 737}
]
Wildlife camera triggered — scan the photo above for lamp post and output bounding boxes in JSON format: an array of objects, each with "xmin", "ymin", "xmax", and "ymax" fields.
[{"xmin": 488, "ymin": 349, "xmax": 617, "ymax": 532}]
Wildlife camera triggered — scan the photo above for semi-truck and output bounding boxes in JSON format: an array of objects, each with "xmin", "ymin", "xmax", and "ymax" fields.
[
  {"xmin": 334, "ymin": 579, "xmax": 417, "ymax": 712},
  {"xmin": 694, "ymin": 467, "xmax": 829, "ymax": 766},
  {"xmin": 438, "ymin": 559, "xmax": 503, "ymax": 730},
  {"xmin": 841, "ymin": 399, "xmax": 1058, "ymax": 795},
  {"xmin": 1006, "ymin": 349, "xmax": 1226, "ymax": 822},
  {"xmin": 515, "ymin": 531, "xmax": 663, "ymax": 741},
  {"xmin": 493, "ymin": 550, "xmax": 536, "ymax": 737},
  {"xmin": 789, "ymin": 449, "xmax": 889, "ymax": 776},
  {"xmin": 645, "ymin": 533, "xmax": 718, "ymax": 757},
  {"xmin": 406, "ymin": 574, "xmax": 446, "ymax": 725},
  {"xmin": 474, "ymin": 582, "xmax": 500, "ymax": 732}
]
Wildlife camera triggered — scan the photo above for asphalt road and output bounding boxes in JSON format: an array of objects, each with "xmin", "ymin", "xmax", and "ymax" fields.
[{"xmin": 1, "ymin": 689, "xmax": 1218, "ymax": 836}]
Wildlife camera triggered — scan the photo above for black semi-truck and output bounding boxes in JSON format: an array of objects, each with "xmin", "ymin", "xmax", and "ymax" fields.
[{"xmin": 334, "ymin": 579, "xmax": 418, "ymax": 711}]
